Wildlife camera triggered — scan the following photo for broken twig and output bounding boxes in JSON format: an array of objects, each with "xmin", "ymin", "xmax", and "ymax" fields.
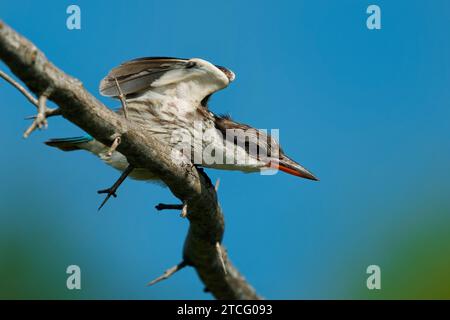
[
  {"xmin": 107, "ymin": 135, "xmax": 121, "ymax": 157},
  {"xmin": 114, "ymin": 77, "xmax": 128, "ymax": 119},
  {"xmin": 147, "ymin": 261, "xmax": 188, "ymax": 286}
]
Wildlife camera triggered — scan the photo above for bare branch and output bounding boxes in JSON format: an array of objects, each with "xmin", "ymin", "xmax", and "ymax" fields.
[
  {"xmin": 215, "ymin": 178, "xmax": 221, "ymax": 191},
  {"xmin": 155, "ymin": 203, "xmax": 184, "ymax": 211},
  {"xmin": 0, "ymin": 69, "xmax": 61, "ymax": 123},
  {"xmin": 0, "ymin": 69, "xmax": 38, "ymax": 106},
  {"xmin": 0, "ymin": 20, "xmax": 260, "ymax": 300},
  {"xmin": 155, "ymin": 201, "xmax": 188, "ymax": 218},
  {"xmin": 106, "ymin": 135, "xmax": 121, "ymax": 157},
  {"xmin": 216, "ymin": 242, "xmax": 227, "ymax": 275},
  {"xmin": 180, "ymin": 201, "xmax": 188, "ymax": 218},
  {"xmin": 24, "ymin": 107, "xmax": 61, "ymax": 120},
  {"xmin": 147, "ymin": 261, "xmax": 188, "ymax": 286},
  {"xmin": 114, "ymin": 77, "xmax": 129, "ymax": 119},
  {"xmin": 23, "ymin": 92, "xmax": 50, "ymax": 138}
]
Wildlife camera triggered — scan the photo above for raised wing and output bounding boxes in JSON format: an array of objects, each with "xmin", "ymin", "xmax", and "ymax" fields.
[{"xmin": 99, "ymin": 57, "xmax": 234, "ymax": 104}]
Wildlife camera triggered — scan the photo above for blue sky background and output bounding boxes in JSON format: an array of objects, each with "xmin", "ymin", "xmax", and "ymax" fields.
[{"xmin": 1, "ymin": 0, "xmax": 450, "ymax": 299}]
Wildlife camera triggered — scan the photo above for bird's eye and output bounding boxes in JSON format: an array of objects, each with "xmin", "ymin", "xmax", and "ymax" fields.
[{"xmin": 185, "ymin": 61, "xmax": 196, "ymax": 69}]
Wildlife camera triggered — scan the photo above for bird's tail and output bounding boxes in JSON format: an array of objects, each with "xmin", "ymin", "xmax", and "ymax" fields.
[{"xmin": 45, "ymin": 136, "xmax": 93, "ymax": 152}]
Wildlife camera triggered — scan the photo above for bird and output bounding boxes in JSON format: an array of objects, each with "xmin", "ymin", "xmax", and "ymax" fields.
[{"xmin": 45, "ymin": 57, "xmax": 318, "ymax": 208}]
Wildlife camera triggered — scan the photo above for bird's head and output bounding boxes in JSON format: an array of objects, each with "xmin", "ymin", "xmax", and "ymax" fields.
[{"xmin": 188, "ymin": 58, "xmax": 235, "ymax": 83}]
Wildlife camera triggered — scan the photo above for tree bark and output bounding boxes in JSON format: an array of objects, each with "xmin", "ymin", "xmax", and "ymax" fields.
[{"xmin": 0, "ymin": 20, "xmax": 260, "ymax": 300}]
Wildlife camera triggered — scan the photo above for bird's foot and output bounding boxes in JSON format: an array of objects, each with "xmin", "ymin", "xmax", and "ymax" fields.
[
  {"xmin": 97, "ymin": 187, "xmax": 118, "ymax": 198},
  {"xmin": 97, "ymin": 186, "xmax": 119, "ymax": 211},
  {"xmin": 97, "ymin": 165, "xmax": 133, "ymax": 211}
]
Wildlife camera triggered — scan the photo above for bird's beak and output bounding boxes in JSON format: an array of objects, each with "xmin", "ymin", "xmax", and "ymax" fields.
[{"xmin": 268, "ymin": 159, "xmax": 319, "ymax": 181}]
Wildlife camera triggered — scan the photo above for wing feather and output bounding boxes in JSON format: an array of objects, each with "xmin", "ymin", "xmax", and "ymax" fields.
[{"xmin": 99, "ymin": 57, "xmax": 189, "ymax": 96}]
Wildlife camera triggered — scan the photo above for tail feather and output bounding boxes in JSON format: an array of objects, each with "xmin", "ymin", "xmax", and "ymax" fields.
[{"xmin": 45, "ymin": 136, "xmax": 93, "ymax": 152}]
